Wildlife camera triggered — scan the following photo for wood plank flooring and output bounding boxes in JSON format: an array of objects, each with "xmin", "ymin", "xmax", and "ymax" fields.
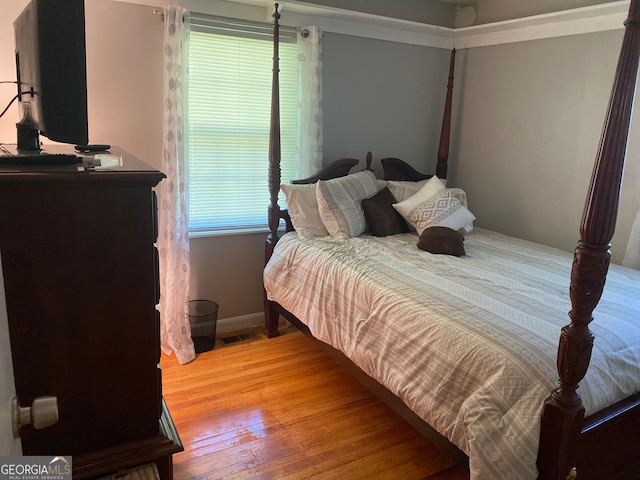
[{"xmin": 160, "ymin": 328, "xmax": 470, "ymax": 480}]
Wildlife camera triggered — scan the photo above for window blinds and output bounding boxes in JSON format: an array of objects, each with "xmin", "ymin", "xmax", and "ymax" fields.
[{"xmin": 187, "ymin": 16, "xmax": 299, "ymax": 234}]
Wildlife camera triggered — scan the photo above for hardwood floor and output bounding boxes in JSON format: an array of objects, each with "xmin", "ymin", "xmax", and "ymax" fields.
[{"xmin": 160, "ymin": 328, "xmax": 470, "ymax": 480}]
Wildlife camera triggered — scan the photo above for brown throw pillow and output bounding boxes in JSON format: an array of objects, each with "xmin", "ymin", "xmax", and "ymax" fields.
[
  {"xmin": 417, "ymin": 226, "xmax": 465, "ymax": 256},
  {"xmin": 362, "ymin": 187, "xmax": 409, "ymax": 237}
]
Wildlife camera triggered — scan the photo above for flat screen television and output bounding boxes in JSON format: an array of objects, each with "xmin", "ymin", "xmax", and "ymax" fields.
[{"xmin": 13, "ymin": 0, "xmax": 88, "ymax": 151}]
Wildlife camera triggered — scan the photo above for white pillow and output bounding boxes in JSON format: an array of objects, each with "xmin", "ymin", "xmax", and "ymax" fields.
[
  {"xmin": 385, "ymin": 179, "xmax": 471, "ymax": 232},
  {"xmin": 447, "ymin": 187, "xmax": 469, "ymax": 208},
  {"xmin": 386, "ymin": 179, "xmax": 429, "ymax": 203},
  {"xmin": 316, "ymin": 170, "xmax": 379, "ymax": 239},
  {"xmin": 393, "ymin": 176, "xmax": 475, "ymax": 235},
  {"xmin": 281, "ymin": 183, "xmax": 329, "ymax": 238},
  {"xmin": 390, "ymin": 176, "xmax": 447, "ymax": 232}
]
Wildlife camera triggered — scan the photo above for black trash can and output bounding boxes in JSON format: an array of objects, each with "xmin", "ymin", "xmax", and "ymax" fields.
[{"xmin": 189, "ymin": 299, "xmax": 219, "ymax": 353}]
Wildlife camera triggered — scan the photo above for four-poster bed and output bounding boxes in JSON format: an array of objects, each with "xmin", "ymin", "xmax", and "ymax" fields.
[{"xmin": 264, "ymin": 3, "xmax": 640, "ymax": 479}]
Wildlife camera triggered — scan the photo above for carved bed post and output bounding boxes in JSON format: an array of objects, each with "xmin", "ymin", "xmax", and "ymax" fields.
[
  {"xmin": 264, "ymin": 3, "xmax": 282, "ymax": 338},
  {"xmin": 537, "ymin": 2, "xmax": 640, "ymax": 478},
  {"xmin": 436, "ymin": 48, "xmax": 455, "ymax": 180}
]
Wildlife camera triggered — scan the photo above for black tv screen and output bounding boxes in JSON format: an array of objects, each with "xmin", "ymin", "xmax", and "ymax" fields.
[{"xmin": 14, "ymin": 0, "xmax": 88, "ymax": 150}]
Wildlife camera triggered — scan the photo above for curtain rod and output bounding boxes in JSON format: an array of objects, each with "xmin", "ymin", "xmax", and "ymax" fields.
[
  {"xmin": 190, "ymin": 12, "xmax": 298, "ymax": 36},
  {"xmin": 153, "ymin": 8, "xmax": 301, "ymax": 37}
]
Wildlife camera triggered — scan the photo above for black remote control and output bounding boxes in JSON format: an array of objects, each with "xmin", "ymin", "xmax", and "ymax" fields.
[{"xmin": 75, "ymin": 144, "xmax": 111, "ymax": 152}]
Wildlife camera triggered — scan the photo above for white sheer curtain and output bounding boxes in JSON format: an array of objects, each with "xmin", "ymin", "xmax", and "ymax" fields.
[
  {"xmin": 296, "ymin": 26, "xmax": 323, "ymax": 178},
  {"xmin": 157, "ymin": 6, "xmax": 195, "ymax": 365},
  {"xmin": 623, "ymin": 206, "xmax": 640, "ymax": 269}
]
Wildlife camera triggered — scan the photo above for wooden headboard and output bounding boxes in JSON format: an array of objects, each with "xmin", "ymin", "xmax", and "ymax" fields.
[{"xmin": 265, "ymin": 19, "xmax": 456, "ymax": 257}]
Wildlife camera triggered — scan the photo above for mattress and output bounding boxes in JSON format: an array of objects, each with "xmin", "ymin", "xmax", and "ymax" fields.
[{"xmin": 263, "ymin": 228, "xmax": 640, "ymax": 480}]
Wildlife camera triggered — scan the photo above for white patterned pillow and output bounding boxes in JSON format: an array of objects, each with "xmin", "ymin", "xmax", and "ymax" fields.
[
  {"xmin": 281, "ymin": 183, "xmax": 329, "ymax": 238},
  {"xmin": 386, "ymin": 179, "xmax": 429, "ymax": 202},
  {"xmin": 385, "ymin": 179, "xmax": 467, "ymax": 206},
  {"xmin": 447, "ymin": 187, "xmax": 469, "ymax": 208},
  {"xmin": 316, "ymin": 170, "xmax": 379, "ymax": 239},
  {"xmin": 393, "ymin": 177, "xmax": 475, "ymax": 235}
]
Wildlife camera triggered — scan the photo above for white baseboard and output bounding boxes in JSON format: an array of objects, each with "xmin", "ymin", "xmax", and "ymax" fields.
[{"xmin": 216, "ymin": 312, "xmax": 264, "ymax": 335}]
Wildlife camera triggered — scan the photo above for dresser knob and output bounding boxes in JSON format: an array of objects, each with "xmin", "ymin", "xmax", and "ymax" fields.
[{"xmin": 12, "ymin": 396, "xmax": 59, "ymax": 438}]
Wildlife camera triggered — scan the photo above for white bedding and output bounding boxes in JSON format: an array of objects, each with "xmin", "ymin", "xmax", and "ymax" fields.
[{"xmin": 263, "ymin": 228, "xmax": 640, "ymax": 480}]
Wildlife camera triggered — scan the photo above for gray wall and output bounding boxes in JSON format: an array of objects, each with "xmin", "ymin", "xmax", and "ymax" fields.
[
  {"xmin": 322, "ymin": 33, "xmax": 451, "ymax": 174},
  {"xmin": 451, "ymin": 29, "xmax": 640, "ymax": 264}
]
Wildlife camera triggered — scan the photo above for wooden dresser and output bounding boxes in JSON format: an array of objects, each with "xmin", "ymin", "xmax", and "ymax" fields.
[{"xmin": 0, "ymin": 147, "xmax": 182, "ymax": 479}]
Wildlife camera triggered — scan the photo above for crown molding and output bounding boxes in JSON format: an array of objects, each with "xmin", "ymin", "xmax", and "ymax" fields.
[
  {"xmin": 121, "ymin": 0, "xmax": 630, "ymax": 48},
  {"xmin": 218, "ymin": 0, "xmax": 630, "ymax": 48},
  {"xmin": 455, "ymin": 1, "xmax": 629, "ymax": 49}
]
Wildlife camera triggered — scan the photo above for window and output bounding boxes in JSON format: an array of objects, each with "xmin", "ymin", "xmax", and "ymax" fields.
[{"xmin": 187, "ymin": 18, "xmax": 299, "ymax": 234}]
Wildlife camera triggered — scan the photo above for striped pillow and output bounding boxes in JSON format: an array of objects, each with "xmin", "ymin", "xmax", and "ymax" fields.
[
  {"xmin": 316, "ymin": 170, "xmax": 379, "ymax": 239},
  {"xmin": 281, "ymin": 183, "xmax": 329, "ymax": 238}
]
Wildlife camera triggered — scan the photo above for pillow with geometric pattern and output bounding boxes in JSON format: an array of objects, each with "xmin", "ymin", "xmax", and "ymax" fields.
[
  {"xmin": 393, "ymin": 177, "xmax": 475, "ymax": 236},
  {"xmin": 386, "ymin": 179, "xmax": 429, "ymax": 203}
]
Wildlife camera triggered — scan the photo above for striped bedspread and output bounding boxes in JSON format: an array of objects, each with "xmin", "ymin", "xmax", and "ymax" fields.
[{"xmin": 263, "ymin": 228, "xmax": 640, "ymax": 480}]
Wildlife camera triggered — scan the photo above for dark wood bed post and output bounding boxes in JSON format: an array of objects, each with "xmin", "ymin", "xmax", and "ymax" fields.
[
  {"xmin": 436, "ymin": 48, "xmax": 455, "ymax": 180},
  {"xmin": 264, "ymin": 3, "xmax": 282, "ymax": 338},
  {"xmin": 537, "ymin": 1, "xmax": 640, "ymax": 478}
]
